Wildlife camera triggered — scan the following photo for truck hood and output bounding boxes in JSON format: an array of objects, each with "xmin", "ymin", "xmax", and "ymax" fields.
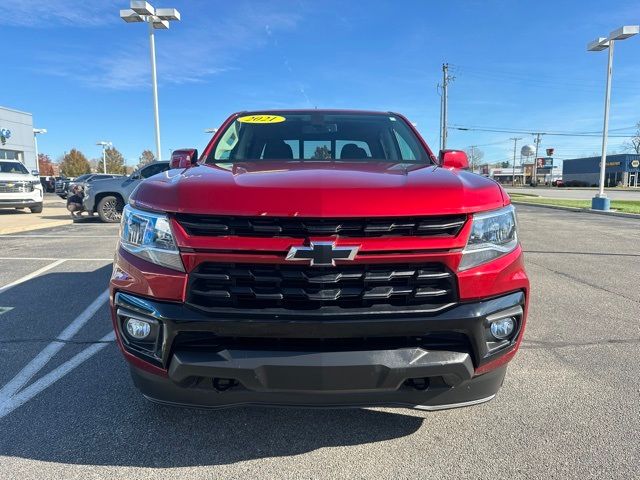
[{"xmin": 132, "ymin": 162, "xmax": 506, "ymax": 217}]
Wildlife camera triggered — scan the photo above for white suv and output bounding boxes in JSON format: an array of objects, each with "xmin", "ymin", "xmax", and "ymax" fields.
[{"xmin": 0, "ymin": 160, "xmax": 43, "ymax": 213}]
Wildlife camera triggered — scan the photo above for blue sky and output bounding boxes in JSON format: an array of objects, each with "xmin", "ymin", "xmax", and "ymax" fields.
[{"xmin": 2, "ymin": 0, "xmax": 639, "ymax": 167}]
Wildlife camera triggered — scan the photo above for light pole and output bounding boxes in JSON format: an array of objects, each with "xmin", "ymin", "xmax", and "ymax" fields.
[
  {"xmin": 588, "ymin": 25, "xmax": 639, "ymax": 210},
  {"xmin": 33, "ymin": 128, "xmax": 47, "ymax": 173},
  {"xmin": 510, "ymin": 137, "xmax": 522, "ymax": 187},
  {"xmin": 97, "ymin": 141, "xmax": 112, "ymax": 174},
  {"xmin": 120, "ymin": 2, "xmax": 181, "ymax": 162}
]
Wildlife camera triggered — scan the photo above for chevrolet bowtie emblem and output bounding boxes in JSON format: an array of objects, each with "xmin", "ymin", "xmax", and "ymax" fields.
[{"xmin": 286, "ymin": 241, "xmax": 359, "ymax": 266}]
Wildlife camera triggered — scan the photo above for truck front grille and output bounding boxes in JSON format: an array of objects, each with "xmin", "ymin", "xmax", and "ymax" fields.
[
  {"xmin": 175, "ymin": 214, "xmax": 467, "ymax": 238},
  {"xmin": 0, "ymin": 181, "xmax": 33, "ymax": 193},
  {"xmin": 187, "ymin": 262, "xmax": 457, "ymax": 311}
]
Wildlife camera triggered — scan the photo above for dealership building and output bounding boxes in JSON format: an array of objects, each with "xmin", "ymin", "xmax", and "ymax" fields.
[
  {"xmin": 562, "ymin": 154, "xmax": 640, "ymax": 187},
  {"xmin": 0, "ymin": 106, "xmax": 38, "ymax": 172}
]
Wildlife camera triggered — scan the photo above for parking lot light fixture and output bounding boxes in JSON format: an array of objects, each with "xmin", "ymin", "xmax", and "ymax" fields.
[
  {"xmin": 97, "ymin": 141, "xmax": 112, "ymax": 174},
  {"xmin": 588, "ymin": 25, "xmax": 639, "ymax": 211},
  {"xmin": 119, "ymin": 1, "xmax": 181, "ymax": 162},
  {"xmin": 33, "ymin": 128, "xmax": 47, "ymax": 174}
]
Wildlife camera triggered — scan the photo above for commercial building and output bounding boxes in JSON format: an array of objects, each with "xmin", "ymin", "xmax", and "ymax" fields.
[
  {"xmin": 562, "ymin": 154, "xmax": 640, "ymax": 187},
  {"xmin": 489, "ymin": 164, "xmax": 561, "ymax": 185},
  {"xmin": 0, "ymin": 106, "xmax": 37, "ymax": 172}
]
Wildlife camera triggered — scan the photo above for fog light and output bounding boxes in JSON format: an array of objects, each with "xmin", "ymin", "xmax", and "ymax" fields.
[
  {"xmin": 125, "ymin": 318, "xmax": 151, "ymax": 340},
  {"xmin": 490, "ymin": 317, "xmax": 515, "ymax": 340}
]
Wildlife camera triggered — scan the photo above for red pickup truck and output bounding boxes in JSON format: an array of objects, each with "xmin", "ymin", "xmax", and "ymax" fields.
[{"xmin": 110, "ymin": 110, "xmax": 529, "ymax": 410}]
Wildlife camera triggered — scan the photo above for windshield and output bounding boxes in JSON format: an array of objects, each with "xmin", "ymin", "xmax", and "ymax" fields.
[
  {"xmin": 0, "ymin": 161, "xmax": 29, "ymax": 174},
  {"xmin": 206, "ymin": 112, "xmax": 430, "ymax": 164}
]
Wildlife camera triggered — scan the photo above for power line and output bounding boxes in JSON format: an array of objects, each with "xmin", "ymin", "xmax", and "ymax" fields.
[{"xmin": 451, "ymin": 125, "xmax": 632, "ymax": 138}]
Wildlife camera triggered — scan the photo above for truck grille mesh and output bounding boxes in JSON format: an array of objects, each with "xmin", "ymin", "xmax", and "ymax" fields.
[
  {"xmin": 0, "ymin": 181, "xmax": 34, "ymax": 193},
  {"xmin": 187, "ymin": 263, "xmax": 457, "ymax": 311},
  {"xmin": 175, "ymin": 214, "xmax": 467, "ymax": 238}
]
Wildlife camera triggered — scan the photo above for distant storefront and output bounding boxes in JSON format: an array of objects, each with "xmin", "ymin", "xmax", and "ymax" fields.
[
  {"xmin": 0, "ymin": 106, "xmax": 37, "ymax": 172},
  {"xmin": 563, "ymin": 154, "xmax": 640, "ymax": 187},
  {"xmin": 490, "ymin": 165, "xmax": 561, "ymax": 185}
]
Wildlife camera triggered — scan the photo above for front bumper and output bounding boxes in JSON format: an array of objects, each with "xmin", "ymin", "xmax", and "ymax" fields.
[
  {"xmin": 112, "ymin": 290, "xmax": 526, "ymax": 409},
  {"xmin": 0, "ymin": 197, "xmax": 42, "ymax": 209}
]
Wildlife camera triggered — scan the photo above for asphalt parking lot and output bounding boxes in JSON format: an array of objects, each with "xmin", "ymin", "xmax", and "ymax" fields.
[{"xmin": 0, "ymin": 205, "xmax": 638, "ymax": 479}]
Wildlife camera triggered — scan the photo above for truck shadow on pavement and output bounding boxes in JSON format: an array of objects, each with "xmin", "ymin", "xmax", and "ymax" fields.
[
  {"xmin": 0, "ymin": 354, "xmax": 425, "ymax": 467},
  {"xmin": 0, "ymin": 267, "xmax": 425, "ymax": 468}
]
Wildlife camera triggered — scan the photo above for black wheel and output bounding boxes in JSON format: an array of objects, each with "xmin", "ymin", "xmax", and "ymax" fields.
[
  {"xmin": 29, "ymin": 204, "xmax": 43, "ymax": 214},
  {"xmin": 97, "ymin": 195, "xmax": 124, "ymax": 223}
]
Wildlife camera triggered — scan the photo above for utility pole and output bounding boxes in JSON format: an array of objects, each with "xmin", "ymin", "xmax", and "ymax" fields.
[
  {"xmin": 532, "ymin": 133, "xmax": 543, "ymax": 186},
  {"xmin": 441, "ymin": 63, "xmax": 454, "ymax": 150},
  {"xmin": 510, "ymin": 137, "xmax": 522, "ymax": 187}
]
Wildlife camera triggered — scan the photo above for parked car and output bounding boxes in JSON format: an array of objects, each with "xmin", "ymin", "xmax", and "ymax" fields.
[
  {"xmin": 110, "ymin": 110, "xmax": 530, "ymax": 411},
  {"xmin": 82, "ymin": 162, "xmax": 169, "ymax": 222},
  {"xmin": 55, "ymin": 173, "xmax": 122, "ymax": 199},
  {"xmin": 0, "ymin": 160, "xmax": 43, "ymax": 213},
  {"xmin": 552, "ymin": 179, "xmax": 564, "ymax": 187}
]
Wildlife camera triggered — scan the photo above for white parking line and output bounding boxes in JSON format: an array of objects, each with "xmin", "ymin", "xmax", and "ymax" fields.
[
  {"xmin": 0, "ymin": 257, "xmax": 113, "ymax": 262},
  {"xmin": 0, "ymin": 289, "xmax": 109, "ymax": 405},
  {"xmin": 0, "ymin": 259, "xmax": 66, "ymax": 295},
  {"xmin": 0, "ymin": 235, "xmax": 116, "ymax": 238},
  {"xmin": 0, "ymin": 331, "xmax": 116, "ymax": 419}
]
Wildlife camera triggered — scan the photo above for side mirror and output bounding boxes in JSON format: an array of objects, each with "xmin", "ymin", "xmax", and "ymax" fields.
[
  {"xmin": 170, "ymin": 148, "xmax": 199, "ymax": 169},
  {"xmin": 31, "ymin": 170, "xmax": 40, "ymax": 176},
  {"xmin": 439, "ymin": 150, "xmax": 469, "ymax": 170}
]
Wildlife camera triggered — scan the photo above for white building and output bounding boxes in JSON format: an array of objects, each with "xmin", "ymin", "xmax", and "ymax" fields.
[
  {"xmin": 0, "ymin": 106, "xmax": 37, "ymax": 172},
  {"xmin": 490, "ymin": 165, "xmax": 561, "ymax": 185}
]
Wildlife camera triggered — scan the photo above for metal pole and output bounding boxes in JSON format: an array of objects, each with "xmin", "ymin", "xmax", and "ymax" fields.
[
  {"xmin": 442, "ymin": 63, "xmax": 448, "ymax": 150},
  {"xmin": 102, "ymin": 145, "xmax": 107, "ymax": 174},
  {"xmin": 148, "ymin": 20, "xmax": 162, "ymax": 161},
  {"xmin": 597, "ymin": 40, "xmax": 615, "ymax": 197},
  {"xmin": 34, "ymin": 134, "xmax": 39, "ymax": 172},
  {"xmin": 438, "ymin": 84, "xmax": 443, "ymax": 151},
  {"xmin": 532, "ymin": 133, "xmax": 541, "ymax": 185},
  {"xmin": 510, "ymin": 137, "xmax": 521, "ymax": 187}
]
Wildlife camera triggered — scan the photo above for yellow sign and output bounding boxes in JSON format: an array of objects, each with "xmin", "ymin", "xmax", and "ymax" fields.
[{"xmin": 237, "ymin": 115, "xmax": 286, "ymax": 124}]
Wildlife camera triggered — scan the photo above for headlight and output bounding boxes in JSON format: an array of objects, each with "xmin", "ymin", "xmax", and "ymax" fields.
[
  {"xmin": 459, "ymin": 205, "xmax": 518, "ymax": 270},
  {"xmin": 120, "ymin": 205, "xmax": 184, "ymax": 271}
]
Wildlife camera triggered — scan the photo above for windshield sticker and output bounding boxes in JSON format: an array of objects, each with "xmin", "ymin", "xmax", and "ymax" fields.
[{"xmin": 238, "ymin": 115, "xmax": 286, "ymax": 124}]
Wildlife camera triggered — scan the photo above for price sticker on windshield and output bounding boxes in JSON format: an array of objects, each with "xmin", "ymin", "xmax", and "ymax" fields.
[{"xmin": 238, "ymin": 115, "xmax": 286, "ymax": 124}]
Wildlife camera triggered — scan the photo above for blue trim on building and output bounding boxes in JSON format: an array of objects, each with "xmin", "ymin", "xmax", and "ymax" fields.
[{"xmin": 563, "ymin": 154, "xmax": 640, "ymax": 174}]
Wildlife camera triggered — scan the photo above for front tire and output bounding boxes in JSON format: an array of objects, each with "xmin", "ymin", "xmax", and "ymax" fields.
[
  {"xmin": 29, "ymin": 204, "xmax": 43, "ymax": 214},
  {"xmin": 97, "ymin": 195, "xmax": 124, "ymax": 223}
]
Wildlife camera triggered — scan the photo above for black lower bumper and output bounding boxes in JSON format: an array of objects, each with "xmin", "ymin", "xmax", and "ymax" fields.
[
  {"xmin": 132, "ymin": 363, "xmax": 506, "ymax": 410},
  {"xmin": 0, "ymin": 199, "xmax": 42, "ymax": 208},
  {"xmin": 114, "ymin": 291, "xmax": 524, "ymax": 409}
]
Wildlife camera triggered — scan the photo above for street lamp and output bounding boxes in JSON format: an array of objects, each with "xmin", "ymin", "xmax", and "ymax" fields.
[
  {"xmin": 97, "ymin": 141, "xmax": 112, "ymax": 174},
  {"xmin": 33, "ymin": 128, "xmax": 47, "ymax": 173},
  {"xmin": 587, "ymin": 25, "xmax": 639, "ymax": 211},
  {"xmin": 120, "ymin": 1, "xmax": 181, "ymax": 162}
]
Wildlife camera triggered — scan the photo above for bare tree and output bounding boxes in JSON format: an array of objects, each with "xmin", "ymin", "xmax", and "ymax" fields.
[
  {"xmin": 465, "ymin": 146, "xmax": 484, "ymax": 170},
  {"xmin": 622, "ymin": 122, "xmax": 640, "ymax": 154}
]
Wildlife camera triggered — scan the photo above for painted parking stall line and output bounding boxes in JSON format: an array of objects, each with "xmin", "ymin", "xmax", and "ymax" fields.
[
  {"xmin": 0, "ymin": 258, "xmax": 114, "ymax": 262},
  {"xmin": 0, "ymin": 259, "xmax": 66, "ymax": 295},
  {"xmin": 0, "ymin": 332, "xmax": 116, "ymax": 419},
  {"xmin": 0, "ymin": 289, "xmax": 109, "ymax": 408}
]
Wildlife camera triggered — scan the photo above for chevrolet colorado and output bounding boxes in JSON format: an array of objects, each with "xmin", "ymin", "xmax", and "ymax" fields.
[{"xmin": 110, "ymin": 110, "xmax": 529, "ymax": 410}]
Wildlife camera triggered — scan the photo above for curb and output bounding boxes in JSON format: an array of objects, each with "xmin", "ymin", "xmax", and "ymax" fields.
[{"xmin": 512, "ymin": 201, "xmax": 640, "ymax": 219}]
